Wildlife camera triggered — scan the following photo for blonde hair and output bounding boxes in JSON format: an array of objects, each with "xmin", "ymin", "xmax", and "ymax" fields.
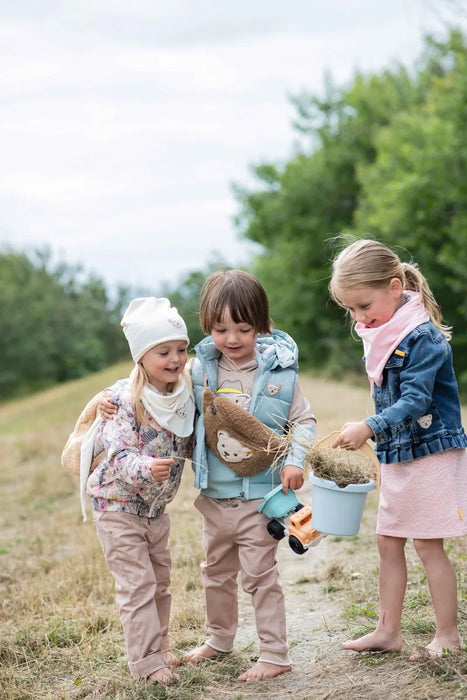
[
  {"xmin": 329, "ymin": 238, "xmax": 452, "ymax": 340},
  {"xmin": 130, "ymin": 363, "xmax": 192, "ymax": 427},
  {"xmin": 199, "ymin": 269, "xmax": 272, "ymax": 335}
]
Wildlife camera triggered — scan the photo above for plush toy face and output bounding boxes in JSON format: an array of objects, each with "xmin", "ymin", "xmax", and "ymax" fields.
[{"xmin": 216, "ymin": 430, "xmax": 253, "ymax": 463}]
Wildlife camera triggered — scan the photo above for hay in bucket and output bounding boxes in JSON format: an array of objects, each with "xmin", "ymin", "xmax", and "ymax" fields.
[{"xmin": 304, "ymin": 432, "xmax": 380, "ymax": 488}]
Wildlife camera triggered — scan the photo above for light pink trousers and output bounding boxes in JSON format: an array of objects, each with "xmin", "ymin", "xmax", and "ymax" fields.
[
  {"xmin": 195, "ymin": 494, "xmax": 291, "ymax": 666},
  {"xmin": 93, "ymin": 510, "xmax": 172, "ymax": 679}
]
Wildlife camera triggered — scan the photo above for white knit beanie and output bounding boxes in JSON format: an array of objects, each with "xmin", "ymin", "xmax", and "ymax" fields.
[{"xmin": 121, "ymin": 297, "xmax": 189, "ymax": 363}]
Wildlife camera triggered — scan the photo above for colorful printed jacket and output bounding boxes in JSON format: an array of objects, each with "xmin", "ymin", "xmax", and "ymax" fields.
[{"xmin": 87, "ymin": 385, "xmax": 193, "ymax": 517}]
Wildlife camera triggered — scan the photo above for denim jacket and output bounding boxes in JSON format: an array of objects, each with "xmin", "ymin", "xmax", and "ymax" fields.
[{"xmin": 364, "ymin": 322, "xmax": 467, "ymax": 464}]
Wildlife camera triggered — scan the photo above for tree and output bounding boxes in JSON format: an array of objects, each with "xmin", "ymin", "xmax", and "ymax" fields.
[
  {"xmin": 234, "ymin": 29, "xmax": 467, "ymax": 390},
  {"xmin": 355, "ymin": 30, "xmax": 467, "ymax": 387},
  {"xmin": 234, "ymin": 64, "xmax": 420, "ymax": 371},
  {"xmin": 0, "ymin": 247, "xmax": 128, "ymax": 398}
]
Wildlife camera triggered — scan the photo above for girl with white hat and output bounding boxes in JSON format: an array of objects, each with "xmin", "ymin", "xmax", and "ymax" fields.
[{"xmin": 87, "ymin": 297, "xmax": 194, "ymax": 685}]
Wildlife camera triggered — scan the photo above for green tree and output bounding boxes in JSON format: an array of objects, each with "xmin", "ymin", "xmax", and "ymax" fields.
[
  {"xmin": 0, "ymin": 248, "xmax": 128, "ymax": 398},
  {"xmin": 234, "ymin": 29, "xmax": 467, "ymax": 389},
  {"xmin": 234, "ymin": 65, "xmax": 419, "ymax": 371},
  {"xmin": 355, "ymin": 30, "xmax": 467, "ymax": 387}
]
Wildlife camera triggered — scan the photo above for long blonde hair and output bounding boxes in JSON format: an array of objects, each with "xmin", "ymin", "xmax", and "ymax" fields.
[
  {"xmin": 329, "ymin": 238, "xmax": 452, "ymax": 340},
  {"xmin": 130, "ymin": 363, "xmax": 192, "ymax": 427}
]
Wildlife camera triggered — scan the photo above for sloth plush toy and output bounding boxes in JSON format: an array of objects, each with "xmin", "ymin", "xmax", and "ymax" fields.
[{"xmin": 202, "ymin": 387, "xmax": 288, "ymax": 477}]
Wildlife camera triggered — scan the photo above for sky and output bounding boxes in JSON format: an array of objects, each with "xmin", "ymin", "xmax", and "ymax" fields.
[{"xmin": 0, "ymin": 0, "xmax": 460, "ymax": 295}]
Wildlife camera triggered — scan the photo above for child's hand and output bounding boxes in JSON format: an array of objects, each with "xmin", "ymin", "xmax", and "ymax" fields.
[
  {"xmin": 100, "ymin": 392, "xmax": 118, "ymax": 420},
  {"xmin": 332, "ymin": 422, "xmax": 373, "ymax": 450},
  {"xmin": 150, "ymin": 458, "xmax": 175, "ymax": 482},
  {"xmin": 281, "ymin": 465, "xmax": 304, "ymax": 494}
]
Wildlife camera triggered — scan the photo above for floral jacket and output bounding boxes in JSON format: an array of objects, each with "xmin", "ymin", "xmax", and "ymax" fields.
[{"xmin": 87, "ymin": 386, "xmax": 193, "ymax": 517}]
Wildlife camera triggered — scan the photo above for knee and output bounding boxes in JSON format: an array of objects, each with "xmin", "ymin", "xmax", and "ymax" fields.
[
  {"xmin": 241, "ymin": 566, "xmax": 279, "ymax": 596},
  {"xmin": 413, "ymin": 538, "xmax": 442, "ymax": 563},
  {"xmin": 377, "ymin": 534, "xmax": 406, "ymax": 558}
]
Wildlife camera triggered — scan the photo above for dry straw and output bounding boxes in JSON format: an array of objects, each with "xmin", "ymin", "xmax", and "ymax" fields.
[{"xmin": 304, "ymin": 432, "xmax": 381, "ymax": 488}]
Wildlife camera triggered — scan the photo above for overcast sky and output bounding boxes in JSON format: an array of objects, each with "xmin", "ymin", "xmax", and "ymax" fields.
[{"xmin": 0, "ymin": 1, "xmax": 458, "ymax": 294}]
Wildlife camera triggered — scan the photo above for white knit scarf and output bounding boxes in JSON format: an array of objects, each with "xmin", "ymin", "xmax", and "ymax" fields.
[
  {"xmin": 355, "ymin": 292, "xmax": 430, "ymax": 392},
  {"xmin": 130, "ymin": 365, "xmax": 195, "ymax": 438}
]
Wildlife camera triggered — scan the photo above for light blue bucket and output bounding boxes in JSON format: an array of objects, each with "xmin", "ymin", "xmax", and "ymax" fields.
[{"xmin": 310, "ymin": 474, "xmax": 376, "ymax": 536}]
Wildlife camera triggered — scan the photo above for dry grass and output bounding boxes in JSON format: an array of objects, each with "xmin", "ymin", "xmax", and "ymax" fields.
[
  {"xmin": 0, "ymin": 366, "xmax": 466, "ymax": 699},
  {"xmin": 305, "ymin": 446, "xmax": 372, "ymax": 487}
]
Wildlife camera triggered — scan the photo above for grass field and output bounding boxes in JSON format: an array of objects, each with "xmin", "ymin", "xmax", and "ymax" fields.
[{"xmin": 0, "ymin": 363, "xmax": 466, "ymax": 699}]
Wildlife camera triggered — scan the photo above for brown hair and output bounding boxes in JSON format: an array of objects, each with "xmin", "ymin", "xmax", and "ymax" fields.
[
  {"xmin": 329, "ymin": 238, "xmax": 451, "ymax": 339},
  {"xmin": 198, "ymin": 270, "xmax": 272, "ymax": 335}
]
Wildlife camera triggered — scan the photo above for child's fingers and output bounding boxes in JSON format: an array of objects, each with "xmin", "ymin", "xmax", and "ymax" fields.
[
  {"xmin": 150, "ymin": 458, "xmax": 175, "ymax": 480},
  {"xmin": 100, "ymin": 396, "xmax": 118, "ymax": 419},
  {"xmin": 331, "ymin": 434, "xmax": 342, "ymax": 448}
]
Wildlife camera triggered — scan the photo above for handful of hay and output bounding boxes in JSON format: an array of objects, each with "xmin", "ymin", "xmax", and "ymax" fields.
[{"xmin": 304, "ymin": 432, "xmax": 380, "ymax": 489}]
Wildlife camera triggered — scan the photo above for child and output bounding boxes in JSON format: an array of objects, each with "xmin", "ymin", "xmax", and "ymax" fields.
[
  {"xmin": 184, "ymin": 270, "xmax": 316, "ymax": 681},
  {"xmin": 87, "ymin": 297, "xmax": 194, "ymax": 685},
  {"xmin": 329, "ymin": 238, "xmax": 467, "ymax": 659},
  {"xmin": 101, "ymin": 270, "xmax": 316, "ymax": 681}
]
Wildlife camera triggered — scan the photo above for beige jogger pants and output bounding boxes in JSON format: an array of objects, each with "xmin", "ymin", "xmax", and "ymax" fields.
[
  {"xmin": 195, "ymin": 494, "xmax": 291, "ymax": 666},
  {"xmin": 93, "ymin": 510, "xmax": 172, "ymax": 679}
]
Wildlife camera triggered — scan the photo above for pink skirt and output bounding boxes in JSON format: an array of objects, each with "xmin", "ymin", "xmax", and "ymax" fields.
[{"xmin": 376, "ymin": 449, "xmax": 467, "ymax": 539}]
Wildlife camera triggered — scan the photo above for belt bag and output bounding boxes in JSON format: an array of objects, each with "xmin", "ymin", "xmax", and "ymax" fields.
[{"xmin": 202, "ymin": 387, "xmax": 288, "ymax": 477}]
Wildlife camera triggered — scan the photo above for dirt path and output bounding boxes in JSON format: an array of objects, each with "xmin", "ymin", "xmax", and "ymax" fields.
[
  {"xmin": 200, "ymin": 485, "xmax": 462, "ymax": 700},
  {"xmin": 194, "ymin": 375, "xmax": 467, "ymax": 699},
  {"xmin": 216, "ymin": 479, "xmax": 361, "ymax": 700}
]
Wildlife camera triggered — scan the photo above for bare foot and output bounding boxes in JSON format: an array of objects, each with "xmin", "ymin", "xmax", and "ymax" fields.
[
  {"xmin": 409, "ymin": 636, "xmax": 463, "ymax": 661},
  {"xmin": 163, "ymin": 649, "xmax": 181, "ymax": 667},
  {"xmin": 238, "ymin": 661, "xmax": 291, "ymax": 681},
  {"xmin": 342, "ymin": 630, "xmax": 402, "ymax": 653},
  {"xmin": 184, "ymin": 644, "xmax": 222, "ymax": 664},
  {"xmin": 147, "ymin": 667, "xmax": 179, "ymax": 685}
]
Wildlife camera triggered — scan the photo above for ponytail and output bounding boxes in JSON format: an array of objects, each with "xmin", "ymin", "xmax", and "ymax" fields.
[{"xmin": 402, "ymin": 262, "xmax": 452, "ymax": 340}]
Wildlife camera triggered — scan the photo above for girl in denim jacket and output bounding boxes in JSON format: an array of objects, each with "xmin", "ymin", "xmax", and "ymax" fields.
[{"xmin": 330, "ymin": 238, "xmax": 467, "ymax": 660}]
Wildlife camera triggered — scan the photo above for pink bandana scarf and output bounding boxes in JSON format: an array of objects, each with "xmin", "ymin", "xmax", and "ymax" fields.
[{"xmin": 355, "ymin": 292, "xmax": 430, "ymax": 393}]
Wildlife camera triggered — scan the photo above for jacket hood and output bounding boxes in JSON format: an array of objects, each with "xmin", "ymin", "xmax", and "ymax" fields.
[{"xmin": 195, "ymin": 328, "xmax": 298, "ymax": 371}]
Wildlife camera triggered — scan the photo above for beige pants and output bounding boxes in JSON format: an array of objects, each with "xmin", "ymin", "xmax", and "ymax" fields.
[
  {"xmin": 195, "ymin": 494, "xmax": 291, "ymax": 666},
  {"xmin": 93, "ymin": 510, "xmax": 172, "ymax": 679}
]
